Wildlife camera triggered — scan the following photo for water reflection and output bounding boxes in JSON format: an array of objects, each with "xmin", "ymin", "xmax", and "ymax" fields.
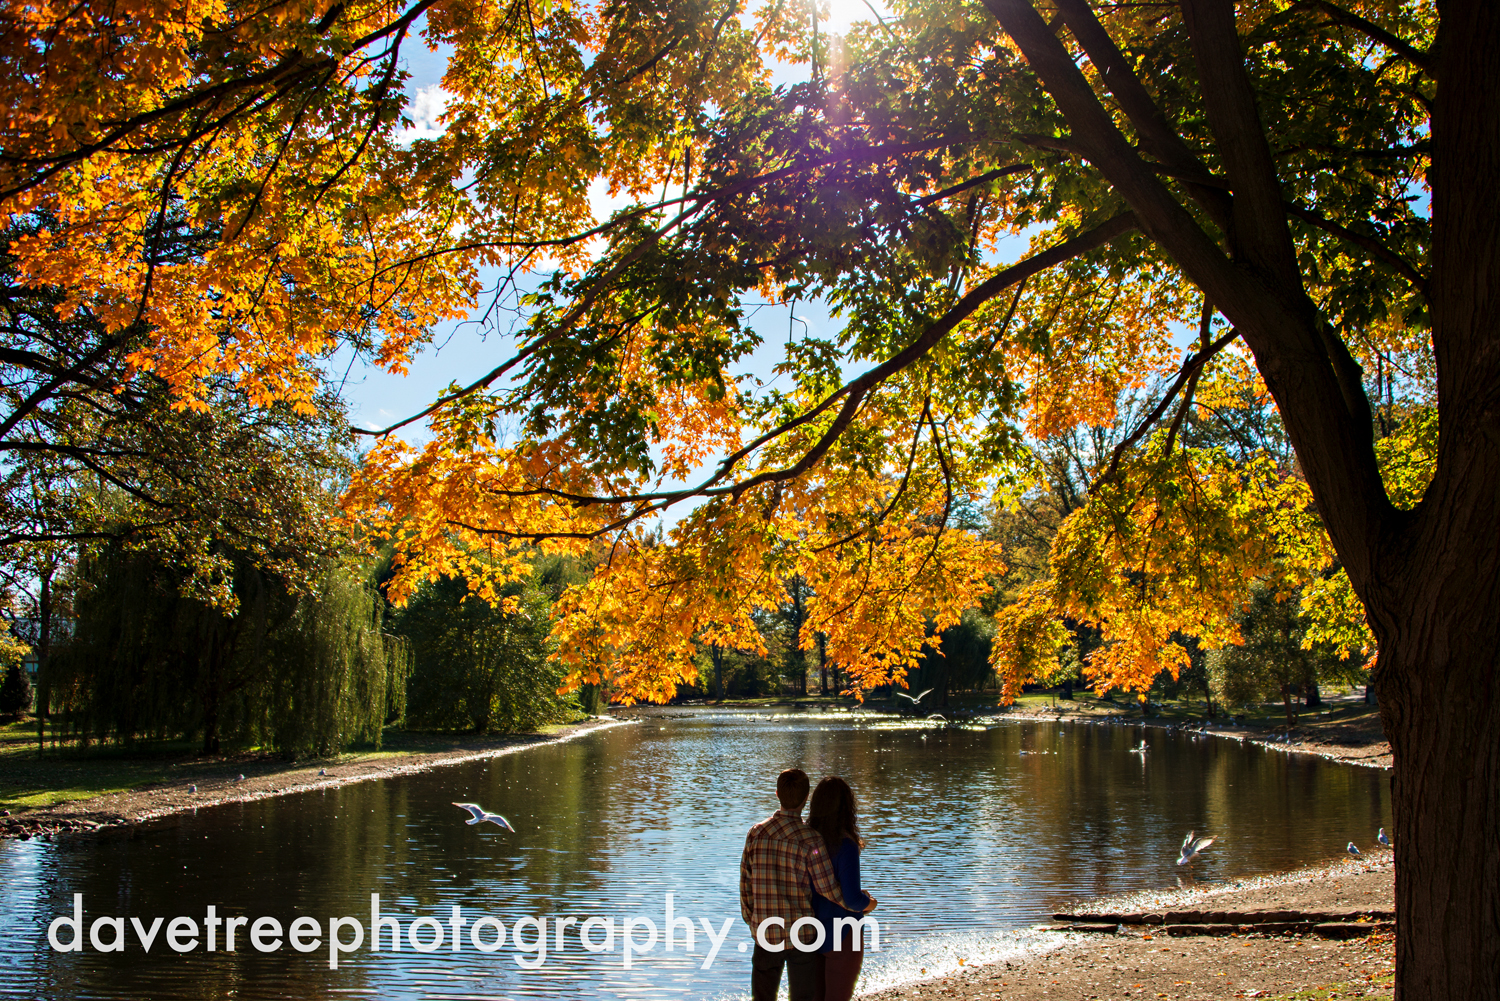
[{"xmin": 0, "ymin": 712, "xmax": 1391, "ymax": 1000}]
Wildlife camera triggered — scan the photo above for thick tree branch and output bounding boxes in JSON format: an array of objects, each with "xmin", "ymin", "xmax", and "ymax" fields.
[
  {"xmin": 1295, "ymin": 0, "xmax": 1433, "ymax": 74},
  {"xmin": 1284, "ymin": 202, "xmax": 1429, "ymax": 297},
  {"xmin": 1052, "ymin": 0, "xmax": 1231, "ymax": 231},
  {"xmin": 983, "ymin": 0, "xmax": 1393, "ymax": 591},
  {"xmin": 1179, "ymin": 0, "xmax": 1300, "ymax": 286},
  {"xmin": 462, "ymin": 213, "xmax": 1140, "ymax": 537},
  {"xmin": 914, "ymin": 164, "xmax": 1031, "ymax": 207}
]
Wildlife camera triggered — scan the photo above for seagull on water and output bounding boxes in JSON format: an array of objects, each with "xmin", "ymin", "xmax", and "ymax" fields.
[
  {"xmin": 1377, "ymin": 828, "xmax": 1391, "ymax": 848},
  {"xmin": 1347, "ymin": 842, "xmax": 1361, "ymax": 856},
  {"xmin": 453, "ymin": 803, "xmax": 516, "ymax": 831},
  {"xmin": 895, "ymin": 688, "xmax": 935, "ymax": 706},
  {"xmin": 1178, "ymin": 831, "xmax": 1215, "ymax": 865}
]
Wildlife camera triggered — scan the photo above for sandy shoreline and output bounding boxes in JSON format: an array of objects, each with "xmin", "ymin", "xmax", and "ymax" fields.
[
  {"xmin": 0, "ymin": 716, "xmax": 634, "ymax": 840},
  {"xmin": 866, "ymin": 857, "xmax": 1396, "ymax": 1001}
]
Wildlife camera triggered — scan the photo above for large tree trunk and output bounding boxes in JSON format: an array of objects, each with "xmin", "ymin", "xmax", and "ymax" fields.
[
  {"xmin": 1375, "ymin": 595, "xmax": 1500, "ymax": 1000},
  {"xmin": 1369, "ymin": 4, "xmax": 1500, "ymax": 997}
]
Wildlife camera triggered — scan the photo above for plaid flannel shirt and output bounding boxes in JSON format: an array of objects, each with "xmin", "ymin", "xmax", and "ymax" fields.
[{"xmin": 740, "ymin": 809, "xmax": 847, "ymax": 947}]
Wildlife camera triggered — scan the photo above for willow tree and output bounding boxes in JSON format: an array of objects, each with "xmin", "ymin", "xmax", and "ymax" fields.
[
  {"xmin": 52, "ymin": 547, "xmax": 408, "ymax": 756},
  {"xmin": 5, "ymin": 0, "xmax": 1492, "ymax": 994}
]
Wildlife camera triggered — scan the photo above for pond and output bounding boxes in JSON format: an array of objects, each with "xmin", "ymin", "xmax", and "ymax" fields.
[{"xmin": 0, "ymin": 710, "xmax": 1391, "ymax": 1001}]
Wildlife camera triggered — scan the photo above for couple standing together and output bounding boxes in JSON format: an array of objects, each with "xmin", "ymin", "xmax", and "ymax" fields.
[{"xmin": 740, "ymin": 769, "xmax": 878, "ymax": 1001}]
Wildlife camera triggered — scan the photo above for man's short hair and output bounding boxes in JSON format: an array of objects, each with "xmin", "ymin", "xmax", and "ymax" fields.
[{"xmin": 777, "ymin": 768, "xmax": 810, "ymax": 810}]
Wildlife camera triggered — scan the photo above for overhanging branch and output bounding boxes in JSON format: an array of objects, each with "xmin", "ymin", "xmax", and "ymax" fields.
[{"xmin": 455, "ymin": 212, "xmax": 1140, "ymax": 538}]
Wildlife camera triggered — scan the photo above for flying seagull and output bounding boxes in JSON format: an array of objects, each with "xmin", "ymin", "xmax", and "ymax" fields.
[
  {"xmin": 1377, "ymin": 828, "xmax": 1391, "ymax": 848},
  {"xmin": 895, "ymin": 688, "xmax": 935, "ymax": 705},
  {"xmin": 1347, "ymin": 842, "xmax": 1361, "ymax": 856},
  {"xmin": 1178, "ymin": 831, "xmax": 1216, "ymax": 865},
  {"xmin": 453, "ymin": 803, "xmax": 516, "ymax": 831}
]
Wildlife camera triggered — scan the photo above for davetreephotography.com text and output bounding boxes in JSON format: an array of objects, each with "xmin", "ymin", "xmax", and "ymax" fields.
[{"xmin": 46, "ymin": 893, "xmax": 880, "ymax": 970}]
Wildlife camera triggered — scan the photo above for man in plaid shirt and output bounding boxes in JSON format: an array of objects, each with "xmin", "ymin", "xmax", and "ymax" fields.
[{"xmin": 740, "ymin": 768, "xmax": 848, "ymax": 1001}]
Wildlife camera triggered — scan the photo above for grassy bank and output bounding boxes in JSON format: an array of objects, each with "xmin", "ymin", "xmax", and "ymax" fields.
[{"xmin": 0, "ymin": 715, "xmax": 589, "ymax": 813}]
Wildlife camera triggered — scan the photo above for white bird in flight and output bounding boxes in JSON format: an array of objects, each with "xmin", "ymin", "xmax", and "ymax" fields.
[
  {"xmin": 1178, "ymin": 831, "xmax": 1216, "ymax": 865},
  {"xmin": 1377, "ymin": 828, "xmax": 1391, "ymax": 848},
  {"xmin": 895, "ymin": 688, "xmax": 934, "ymax": 705},
  {"xmin": 453, "ymin": 803, "xmax": 516, "ymax": 831}
]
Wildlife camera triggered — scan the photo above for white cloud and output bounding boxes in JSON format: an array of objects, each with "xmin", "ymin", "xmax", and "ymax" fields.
[{"xmin": 398, "ymin": 84, "xmax": 452, "ymax": 143}]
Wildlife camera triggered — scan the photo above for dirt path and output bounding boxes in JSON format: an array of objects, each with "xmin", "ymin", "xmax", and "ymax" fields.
[
  {"xmin": 866, "ymin": 858, "xmax": 1396, "ymax": 1001},
  {"xmin": 1, "ymin": 716, "xmax": 633, "ymax": 840}
]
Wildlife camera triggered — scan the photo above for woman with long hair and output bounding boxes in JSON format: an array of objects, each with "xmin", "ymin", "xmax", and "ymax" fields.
[{"xmin": 807, "ymin": 776, "xmax": 877, "ymax": 1001}]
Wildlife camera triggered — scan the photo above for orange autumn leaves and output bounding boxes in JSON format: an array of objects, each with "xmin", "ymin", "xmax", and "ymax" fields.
[
  {"xmin": 7, "ymin": 0, "xmax": 1437, "ymax": 709},
  {"xmin": 2, "ymin": 0, "xmax": 480, "ymax": 412},
  {"xmin": 347, "ymin": 374, "xmax": 1006, "ymax": 703}
]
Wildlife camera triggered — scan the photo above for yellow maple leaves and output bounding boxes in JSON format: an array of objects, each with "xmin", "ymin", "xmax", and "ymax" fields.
[
  {"xmin": 344, "ymin": 369, "xmax": 1007, "ymax": 702},
  {"xmin": 992, "ymin": 435, "xmax": 1318, "ymax": 697}
]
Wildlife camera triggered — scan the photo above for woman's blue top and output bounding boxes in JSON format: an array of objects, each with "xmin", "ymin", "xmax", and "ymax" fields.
[{"xmin": 811, "ymin": 836, "xmax": 870, "ymax": 953}]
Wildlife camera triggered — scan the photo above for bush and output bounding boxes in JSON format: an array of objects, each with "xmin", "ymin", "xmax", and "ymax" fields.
[{"xmin": 0, "ymin": 661, "xmax": 31, "ymax": 717}]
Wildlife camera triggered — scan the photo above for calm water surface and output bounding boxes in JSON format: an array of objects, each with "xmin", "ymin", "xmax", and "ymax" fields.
[{"xmin": 0, "ymin": 711, "xmax": 1391, "ymax": 1000}]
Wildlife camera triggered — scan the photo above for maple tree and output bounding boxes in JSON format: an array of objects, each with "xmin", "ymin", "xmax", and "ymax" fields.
[{"xmin": 2, "ymin": 0, "xmax": 1492, "ymax": 994}]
